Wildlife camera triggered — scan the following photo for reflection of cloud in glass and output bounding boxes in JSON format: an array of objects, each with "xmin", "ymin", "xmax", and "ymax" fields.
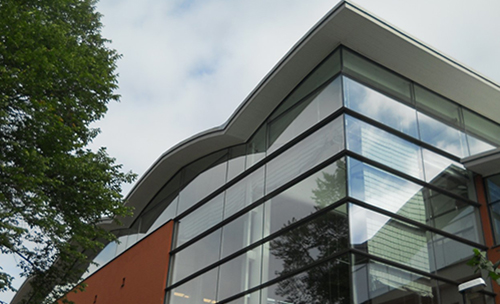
[
  {"xmin": 467, "ymin": 134, "xmax": 496, "ymax": 155},
  {"xmin": 417, "ymin": 112, "xmax": 467, "ymax": 157},
  {"xmin": 344, "ymin": 77, "xmax": 418, "ymax": 137}
]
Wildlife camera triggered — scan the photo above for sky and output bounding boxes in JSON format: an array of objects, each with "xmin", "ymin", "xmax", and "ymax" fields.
[
  {"xmin": 2, "ymin": 0, "xmax": 500, "ymax": 302},
  {"xmin": 89, "ymin": 0, "xmax": 500, "ymax": 196}
]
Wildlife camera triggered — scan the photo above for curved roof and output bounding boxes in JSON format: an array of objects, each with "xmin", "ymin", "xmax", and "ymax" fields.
[
  {"xmin": 119, "ymin": 0, "xmax": 500, "ymax": 230},
  {"xmin": 12, "ymin": 1, "xmax": 500, "ymax": 302}
]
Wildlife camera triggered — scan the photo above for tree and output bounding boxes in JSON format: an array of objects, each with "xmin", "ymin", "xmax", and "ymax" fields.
[
  {"xmin": 0, "ymin": 0, "xmax": 135, "ymax": 302},
  {"xmin": 468, "ymin": 249, "xmax": 500, "ymax": 285}
]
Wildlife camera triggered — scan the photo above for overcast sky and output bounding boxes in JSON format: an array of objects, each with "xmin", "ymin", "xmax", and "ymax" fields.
[
  {"xmin": 3, "ymin": 0, "xmax": 500, "ymax": 302},
  {"xmin": 90, "ymin": 0, "xmax": 500, "ymax": 196}
]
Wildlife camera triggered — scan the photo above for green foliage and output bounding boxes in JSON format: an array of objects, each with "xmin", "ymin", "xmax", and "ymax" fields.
[
  {"xmin": 0, "ymin": 0, "xmax": 135, "ymax": 302},
  {"xmin": 468, "ymin": 249, "xmax": 500, "ymax": 284}
]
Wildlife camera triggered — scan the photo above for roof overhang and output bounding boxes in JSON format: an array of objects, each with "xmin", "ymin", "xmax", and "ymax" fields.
[
  {"xmin": 462, "ymin": 148, "xmax": 500, "ymax": 177},
  {"xmin": 121, "ymin": 0, "xmax": 500, "ymax": 229}
]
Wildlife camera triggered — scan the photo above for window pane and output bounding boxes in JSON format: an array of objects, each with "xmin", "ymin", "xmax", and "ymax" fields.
[
  {"xmin": 266, "ymin": 116, "xmax": 344, "ymax": 194},
  {"xmin": 348, "ymin": 158, "xmax": 427, "ymax": 223},
  {"xmin": 429, "ymin": 231, "xmax": 476, "ymax": 280},
  {"xmin": 463, "ymin": 109, "xmax": 500, "ymax": 154},
  {"xmin": 343, "ymin": 49, "xmax": 412, "ymax": 104},
  {"xmin": 224, "ymin": 166, "xmax": 265, "ymax": 219},
  {"xmin": 270, "ymin": 49, "xmax": 340, "ymax": 120},
  {"xmin": 414, "ymin": 84, "xmax": 463, "ymax": 130},
  {"xmin": 425, "ymin": 188, "xmax": 481, "ymax": 244},
  {"xmin": 264, "ymin": 159, "xmax": 346, "ymax": 237},
  {"xmin": 169, "ymin": 268, "xmax": 218, "ymax": 304},
  {"xmin": 350, "ymin": 204, "xmax": 431, "ymax": 273},
  {"xmin": 262, "ymin": 206, "xmax": 348, "ymax": 284},
  {"xmin": 217, "ymin": 245, "xmax": 262, "ymax": 301},
  {"xmin": 422, "ymin": 149, "xmax": 476, "ymax": 201},
  {"xmin": 352, "ymin": 255, "xmax": 437, "ymax": 304},
  {"xmin": 171, "ymin": 229, "xmax": 221, "ymax": 284},
  {"xmin": 344, "ymin": 77, "xmax": 418, "ymax": 137},
  {"xmin": 417, "ymin": 111, "xmax": 468, "ymax": 157},
  {"xmin": 221, "ymin": 204, "xmax": 263, "ymax": 259},
  {"xmin": 178, "ymin": 152, "xmax": 228, "ymax": 215},
  {"xmin": 261, "ymin": 256, "xmax": 350, "ymax": 304},
  {"xmin": 177, "ymin": 193, "xmax": 224, "ymax": 247},
  {"xmin": 227, "ymin": 145, "xmax": 247, "ymax": 182},
  {"xmin": 246, "ymin": 124, "xmax": 266, "ymax": 169},
  {"xmin": 346, "ymin": 115, "xmax": 424, "ymax": 179},
  {"xmin": 268, "ymin": 77, "xmax": 342, "ymax": 153}
]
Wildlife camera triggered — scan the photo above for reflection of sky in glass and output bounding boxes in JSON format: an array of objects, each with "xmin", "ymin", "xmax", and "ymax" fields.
[
  {"xmin": 344, "ymin": 77, "xmax": 418, "ymax": 138},
  {"xmin": 346, "ymin": 116, "xmax": 423, "ymax": 180},
  {"xmin": 467, "ymin": 134, "xmax": 496, "ymax": 155},
  {"xmin": 417, "ymin": 112, "xmax": 468, "ymax": 158},
  {"xmin": 348, "ymin": 158, "xmax": 425, "ymax": 224}
]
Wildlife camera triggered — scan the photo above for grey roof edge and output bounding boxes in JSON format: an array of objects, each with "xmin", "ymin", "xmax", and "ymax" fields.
[{"xmin": 462, "ymin": 148, "xmax": 500, "ymax": 177}]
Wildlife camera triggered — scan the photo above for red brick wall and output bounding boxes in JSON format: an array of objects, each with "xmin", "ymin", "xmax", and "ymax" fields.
[{"xmin": 61, "ymin": 220, "xmax": 174, "ymax": 304}]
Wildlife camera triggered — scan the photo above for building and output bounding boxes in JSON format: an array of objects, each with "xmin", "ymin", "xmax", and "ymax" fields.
[{"xmin": 12, "ymin": 1, "xmax": 500, "ymax": 303}]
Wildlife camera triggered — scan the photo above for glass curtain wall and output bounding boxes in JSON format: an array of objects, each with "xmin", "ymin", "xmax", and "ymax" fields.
[{"xmin": 83, "ymin": 46, "xmax": 499, "ymax": 303}]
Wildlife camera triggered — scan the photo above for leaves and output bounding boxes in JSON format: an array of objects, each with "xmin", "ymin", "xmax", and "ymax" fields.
[
  {"xmin": 468, "ymin": 249, "xmax": 500, "ymax": 284},
  {"xmin": 0, "ymin": 0, "xmax": 135, "ymax": 302}
]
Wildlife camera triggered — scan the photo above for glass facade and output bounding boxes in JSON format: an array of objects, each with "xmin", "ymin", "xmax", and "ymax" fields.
[{"xmin": 84, "ymin": 47, "xmax": 500, "ymax": 303}]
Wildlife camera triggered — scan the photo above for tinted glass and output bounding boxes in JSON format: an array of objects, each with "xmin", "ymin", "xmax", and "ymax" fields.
[
  {"xmin": 246, "ymin": 123, "xmax": 266, "ymax": 169},
  {"xmin": 417, "ymin": 111, "xmax": 468, "ymax": 157},
  {"xmin": 266, "ymin": 116, "xmax": 344, "ymax": 194},
  {"xmin": 224, "ymin": 166, "xmax": 265, "ymax": 219},
  {"xmin": 261, "ymin": 256, "xmax": 351, "ymax": 304},
  {"xmin": 264, "ymin": 159, "xmax": 346, "ymax": 237},
  {"xmin": 346, "ymin": 115, "xmax": 424, "ymax": 179},
  {"xmin": 270, "ymin": 49, "xmax": 340, "ymax": 120},
  {"xmin": 268, "ymin": 76, "xmax": 342, "ymax": 153},
  {"xmin": 262, "ymin": 206, "xmax": 348, "ymax": 284},
  {"xmin": 344, "ymin": 77, "xmax": 418, "ymax": 138},
  {"xmin": 348, "ymin": 158, "xmax": 426, "ymax": 223},
  {"xmin": 169, "ymin": 268, "xmax": 218, "ymax": 304},
  {"xmin": 177, "ymin": 193, "xmax": 224, "ymax": 247},
  {"xmin": 227, "ymin": 145, "xmax": 247, "ymax": 182},
  {"xmin": 414, "ymin": 84, "xmax": 462, "ymax": 130},
  {"xmin": 221, "ymin": 204, "xmax": 263, "ymax": 259},
  {"xmin": 343, "ymin": 49, "xmax": 412, "ymax": 103},
  {"xmin": 463, "ymin": 109, "xmax": 500, "ymax": 154},
  {"xmin": 171, "ymin": 228, "xmax": 221, "ymax": 284},
  {"xmin": 217, "ymin": 245, "xmax": 262, "ymax": 301},
  {"xmin": 350, "ymin": 204, "xmax": 431, "ymax": 273}
]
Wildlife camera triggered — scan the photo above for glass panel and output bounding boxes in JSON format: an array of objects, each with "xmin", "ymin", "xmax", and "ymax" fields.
[
  {"xmin": 177, "ymin": 193, "xmax": 224, "ymax": 247},
  {"xmin": 221, "ymin": 204, "xmax": 263, "ymax": 259},
  {"xmin": 270, "ymin": 49, "xmax": 340, "ymax": 120},
  {"xmin": 261, "ymin": 256, "xmax": 351, "ymax": 304},
  {"xmin": 352, "ymin": 255, "xmax": 437, "ymax": 304},
  {"xmin": 147, "ymin": 195, "xmax": 178, "ymax": 234},
  {"xmin": 227, "ymin": 145, "xmax": 247, "ymax": 182},
  {"xmin": 264, "ymin": 159, "xmax": 346, "ymax": 238},
  {"xmin": 217, "ymin": 245, "xmax": 262, "ymax": 301},
  {"xmin": 171, "ymin": 229, "xmax": 221, "ymax": 284},
  {"xmin": 422, "ymin": 149, "xmax": 476, "ymax": 201},
  {"xmin": 344, "ymin": 77, "xmax": 418, "ymax": 138},
  {"xmin": 429, "ymin": 231, "xmax": 476, "ymax": 280},
  {"xmin": 266, "ymin": 116, "xmax": 344, "ymax": 194},
  {"xmin": 350, "ymin": 204, "xmax": 431, "ymax": 273},
  {"xmin": 224, "ymin": 166, "xmax": 265, "ymax": 219},
  {"xmin": 268, "ymin": 77, "xmax": 342, "ymax": 153},
  {"xmin": 262, "ymin": 206, "xmax": 348, "ymax": 284},
  {"xmin": 246, "ymin": 124, "xmax": 266, "ymax": 169},
  {"xmin": 224, "ymin": 290, "xmax": 260, "ymax": 304},
  {"xmin": 346, "ymin": 115, "xmax": 424, "ymax": 179},
  {"xmin": 169, "ymin": 268, "xmax": 218, "ymax": 304},
  {"xmin": 425, "ymin": 188, "xmax": 481, "ymax": 244},
  {"xmin": 140, "ymin": 173, "xmax": 180, "ymax": 229},
  {"xmin": 463, "ymin": 109, "xmax": 500, "ymax": 154},
  {"xmin": 348, "ymin": 158, "xmax": 427, "ymax": 223},
  {"xmin": 417, "ymin": 111, "xmax": 468, "ymax": 157},
  {"xmin": 414, "ymin": 84, "xmax": 463, "ymax": 130},
  {"xmin": 178, "ymin": 151, "xmax": 228, "ymax": 215},
  {"xmin": 487, "ymin": 175, "xmax": 500, "ymax": 243},
  {"xmin": 342, "ymin": 49, "xmax": 412, "ymax": 104}
]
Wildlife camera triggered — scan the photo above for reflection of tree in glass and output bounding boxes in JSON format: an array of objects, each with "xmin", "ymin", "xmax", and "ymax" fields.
[{"xmin": 269, "ymin": 160, "xmax": 349, "ymax": 303}]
